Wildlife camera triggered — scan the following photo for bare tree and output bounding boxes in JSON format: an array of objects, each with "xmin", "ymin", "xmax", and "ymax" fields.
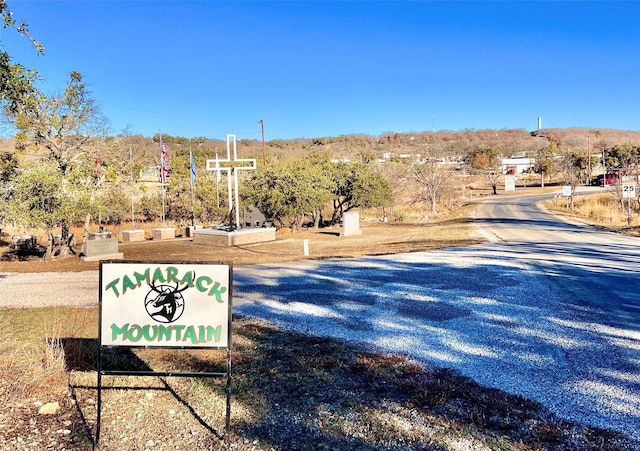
[
  {"xmin": 7, "ymin": 71, "xmax": 109, "ymax": 257},
  {"xmin": 406, "ymin": 145, "xmax": 453, "ymax": 213}
]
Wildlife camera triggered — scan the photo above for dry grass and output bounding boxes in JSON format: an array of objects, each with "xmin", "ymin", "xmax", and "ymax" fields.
[
  {"xmin": 545, "ymin": 190, "xmax": 640, "ymax": 236},
  {"xmin": 0, "ymin": 205, "xmax": 481, "ymax": 273},
  {"xmin": 0, "ymin": 199, "xmax": 638, "ymax": 449}
]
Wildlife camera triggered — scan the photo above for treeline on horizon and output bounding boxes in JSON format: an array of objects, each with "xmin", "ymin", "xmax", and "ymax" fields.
[
  {"xmin": 2, "ymin": 127, "xmax": 640, "ymax": 167},
  {"xmin": 133, "ymin": 126, "xmax": 640, "ymax": 155}
]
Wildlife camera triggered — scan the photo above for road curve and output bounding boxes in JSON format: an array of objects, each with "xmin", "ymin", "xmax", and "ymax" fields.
[{"xmin": 235, "ymin": 189, "xmax": 640, "ymax": 443}]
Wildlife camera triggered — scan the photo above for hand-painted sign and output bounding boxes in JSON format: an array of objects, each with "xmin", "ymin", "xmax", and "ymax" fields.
[{"xmin": 100, "ymin": 262, "xmax": 231, "ymax": 348}]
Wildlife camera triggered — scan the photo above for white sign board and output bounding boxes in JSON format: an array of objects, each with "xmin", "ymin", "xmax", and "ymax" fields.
[
  {"xmin": 622, "ymin": 183, "xmax": 636, "ymax": 199},
  {"xmin": 504, "ymin": 176, "xmax": 516, "ymax": 192},
  {"xmin": 100, "ymin": 262, "xmax": 231, "ymax": 348},
  {"xmin": 562, "ymin": 185, "xmax": 572, "ymax": 197}
]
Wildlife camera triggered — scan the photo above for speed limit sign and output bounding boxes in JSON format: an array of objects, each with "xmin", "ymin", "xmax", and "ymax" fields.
[{"xmin": 622, "ymin": 183, "xmax": 636, "ymax": 198}]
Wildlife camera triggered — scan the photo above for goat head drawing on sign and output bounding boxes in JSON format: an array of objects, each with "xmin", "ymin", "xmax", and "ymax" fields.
[{"xmin": 144, "ymin": 276, "xmax": 193, "ymax": 323}]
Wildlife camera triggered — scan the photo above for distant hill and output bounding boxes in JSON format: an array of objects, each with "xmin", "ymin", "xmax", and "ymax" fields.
[{"xmin": 2, "ymin": 127, "xmax": 639, "ymax": 167}]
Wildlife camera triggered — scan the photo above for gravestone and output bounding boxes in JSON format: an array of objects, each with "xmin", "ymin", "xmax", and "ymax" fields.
[
  {"xmin": 244, "ymin": 206, "xmax": 267, "ymax": 228},
  {"xmin": 181, "ymin": 225, "xmax": 201, "ymax": 237},
  {"xmin": 11, "ymin": 235, "xmax": 37, "ymax": 251},
  {"xmin": 341, "ymin": 211, "xmax": 362, "ymax": 237},
  {"xmin": 81, "ymin": 237, "xmax": 123, "ymax": 262},
  {"xmin": 89, "ymin": 231, "xmax": 112, "ymax": 240},
  {"xmin": 505, "ymin": 176, "xmax": 516, "ymax": 192},
  {"xmin": 193, "ymin": 227, "xmax": 276, "ymax": 246}
]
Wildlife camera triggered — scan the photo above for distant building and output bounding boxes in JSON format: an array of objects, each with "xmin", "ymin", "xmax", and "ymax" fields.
[
  {"xmin": 139, "ymin": 166, "xmax": 162, "ymax": 182},
  {"xmin": 502, "ymin": 158, "xmax": 535, "ymax": 175}
]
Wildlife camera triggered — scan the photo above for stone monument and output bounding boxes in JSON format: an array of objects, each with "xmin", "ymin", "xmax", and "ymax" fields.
[
  {"xmin": 341, "ymin": 210, "xmax": 362, "ymax": 237},
  {"xmin": 80, "ymin": 232, "xmax": 123, "ymax": 262},
  {"xmin": 193, "ymin": 134, "xmax": 276, "ymax": 247},
  {"xmin": 152, "ymin": 227, "xmax": 175, "ymax": 240}
]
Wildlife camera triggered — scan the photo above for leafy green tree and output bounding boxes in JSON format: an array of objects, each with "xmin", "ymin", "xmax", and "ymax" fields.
[
  {"xmin": 137, "ymin": 191, "xmax": 163, "ymax": 222},
  {"xmin": 0, "ymin": 0, "xmax": 44, "ymax": 116},
  {"xmin": 4, "ymin": 161, "xmax": 91, "ymax": 257},
  {"xmin": 0, "ymin": 151, "xmax": 18, "ymax": 182},
  {"xmin": 166, "ymin": 176, "xmax": 195, "ymax": 225},
  {"xmin": 330, "ymin": 161, "xmax": 393, "ymax": 223},
  {"xmin": 5, "ymin": 162, "xmax": 61, "ymax": 231},
  {"xmin": 605, "ymin": 144, "xmax": 639, "ymax": 170},
  {"xmin": 194, "ymin": 174, "xmax": 227, "ymax": 223},
  {"xmin": 243, "ymin": 157, "xmax": 335, "ymax": 230}
]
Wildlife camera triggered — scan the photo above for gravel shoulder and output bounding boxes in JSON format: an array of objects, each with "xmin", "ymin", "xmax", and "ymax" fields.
[
  {"xmin": 0, "ymin": 271, "xmax": 99, "ymax": 308},
  {"xmin": 232, "ymin": 246, "xmax": 640, "ymax": 445}
]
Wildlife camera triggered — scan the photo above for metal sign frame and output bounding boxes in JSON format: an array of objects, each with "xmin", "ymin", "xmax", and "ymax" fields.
[{"xmin": 96, "ymin": 260, "xmax": 233, "ymax": 445}]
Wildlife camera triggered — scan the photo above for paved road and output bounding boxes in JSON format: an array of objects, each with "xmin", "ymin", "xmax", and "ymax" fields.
[
  {"xmin": 235, "ymin": 189, "xmax": 640, "ymax": 442},
  {"xmin": 474, "ymin": 189, "xmax": 640, "ymax": 327}
]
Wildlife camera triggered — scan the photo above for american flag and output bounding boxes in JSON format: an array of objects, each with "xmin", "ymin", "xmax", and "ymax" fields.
[
  {"xmin": 160, "ymin": 139, "xmax": 169, "ymax": 184},
  {"xmin": 190, "ymin": 149, "xmax": 196, "ymax": 183}
]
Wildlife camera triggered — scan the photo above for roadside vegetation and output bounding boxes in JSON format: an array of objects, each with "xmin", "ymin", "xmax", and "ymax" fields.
[{"xmin": 546, "ymin": 189, "xmax": 640, "ymax": 236}]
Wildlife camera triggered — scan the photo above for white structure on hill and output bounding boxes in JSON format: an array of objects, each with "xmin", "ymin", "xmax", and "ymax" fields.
[{"xmin": 502, "ymin": 158, "xmax": 535, "ymax": 175}]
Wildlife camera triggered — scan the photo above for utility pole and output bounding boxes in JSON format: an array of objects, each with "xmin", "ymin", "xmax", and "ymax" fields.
[
  {"xmin": 258, "ymin": 119, "xmax": 266, "ymax": 166},
  {"xmin": 602, "ymin": 147, "xmax": 606, "ymax": 186},
  {"xmin": 587, "ymin": 134, "xmax": 591, "ymax": 183}
]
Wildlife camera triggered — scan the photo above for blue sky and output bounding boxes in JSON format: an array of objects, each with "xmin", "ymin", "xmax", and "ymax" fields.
[{"xmin": 1, "ymin": 1, "xmax": 639, "ymax": 141}]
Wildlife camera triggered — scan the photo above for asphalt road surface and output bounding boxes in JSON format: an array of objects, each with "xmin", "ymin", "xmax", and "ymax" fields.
[{"xmin": 235, "ymin": 189, "xmax": 640, "ymax": 443}]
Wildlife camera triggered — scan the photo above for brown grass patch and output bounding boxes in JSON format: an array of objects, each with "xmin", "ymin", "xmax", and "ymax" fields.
[
  {"xmin": 0, "ymin": 204, "xmax": 481, "ymax": 273},
  {"xmin": 546, "ymin": 191, "xmax": 640, "ymax": 236}
]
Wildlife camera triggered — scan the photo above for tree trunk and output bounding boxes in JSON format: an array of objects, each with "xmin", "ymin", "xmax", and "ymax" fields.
[
  {"xmin": 57, "ymin": 222, "xmax": 71, "ymax": 258},
  {"xmin": 45, "ymin": 230, "xmax": 54, "ymax": 260},
  {"xmin": 331, "ymin": 199, "xmax": 345, "ymax": 225},
  {"xmin": 81, "ymin": 213, "xmax": 91, "ymax": 254}
]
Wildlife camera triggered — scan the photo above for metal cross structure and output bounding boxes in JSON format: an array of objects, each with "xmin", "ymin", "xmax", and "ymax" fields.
[{"xmin": 206, "ymin": 134, "xmax": 257, "ymax": 230}]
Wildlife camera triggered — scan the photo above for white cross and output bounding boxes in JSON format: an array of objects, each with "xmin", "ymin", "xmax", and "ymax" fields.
[{"xmin": 206, "ymin": 134, "xmax": 257, "ymax": 229}]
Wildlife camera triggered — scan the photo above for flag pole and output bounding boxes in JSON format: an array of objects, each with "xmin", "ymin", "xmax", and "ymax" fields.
[
  {"xmin": 189, "ymin": 148, "xmax": 195, "ymax": 227},
  {"xmin": 160, "ymin": 134, "xmax": 167, "ymax": 228},
  {"xmin": 130, "ymin": 147, "xmax": 135, "ymax": 229},
  {"xmin": 215, "ymin": 151, "xmax": 220, "ymax": 210}
]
